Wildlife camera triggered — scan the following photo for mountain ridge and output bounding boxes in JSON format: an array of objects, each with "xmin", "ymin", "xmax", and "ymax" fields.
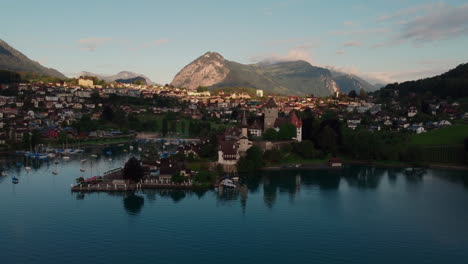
[
  {"xmin": 171, "ymin": 52, "xmax": 377, "ymax": 96},
  {"xmin": 0, "ymin": 39, "xmax": 66, "ymax": 79},
  {"xmin": 79, "ymin": 71, "xmax": 155, "ymax": 85}
]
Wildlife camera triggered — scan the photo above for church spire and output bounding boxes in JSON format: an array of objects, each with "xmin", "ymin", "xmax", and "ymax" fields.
[{"xmin": 241, "ymin": 110, "xmax": 248, "ymax": 128}]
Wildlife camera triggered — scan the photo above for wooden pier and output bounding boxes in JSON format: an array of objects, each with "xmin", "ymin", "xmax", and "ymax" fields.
[{"xmin": 71, "ymin": 180, "xmax": 194, "ymax": 192}]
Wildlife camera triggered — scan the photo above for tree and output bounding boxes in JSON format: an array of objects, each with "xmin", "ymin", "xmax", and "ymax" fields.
[
  {"xmin": 196, "ymin": 86, "xmax": 208, "ymax": 92},
  {"xmin": 123, "ymin": 157, "xmax": 144, "ymax": 183},
  {"xmin": 171, "ymin": 172, "xmax": 185, "ymax": 184},
  {"xmin": 348, "ymin": 90, "xmax": 357, "ymax": 98},
  {"xmin": 134, "ymin": 79, "xmax": 145, "ymax": 85},
  {"xmin": 141, "ymin": 144, "xmax": 160, "ymax": 165},
  {"xmin": 101, "ymin": 105, "xmax": 114, "ymax": 121},
  {"xmin": 237, "ymin": 145, "xmax": 264, "ymax": 173},
  {"xmin": 162, "ymin": 118, "xmax": 168, "ymax": 136},
  {"xmin": 278, "ymin": 123, "xmax": 296, "ymax": 140},
  {"xmin": 292, "ymin": 141, "xmax": 323, "ymax": 159},
  {"xmin": 90, "ymin": 91, "xmax": 101, "ymax": 104},
  {"xmin": 317, "ymin": 125, "xmax": 337, "ymax": 155},
  {"xmin": 58, "ymin": 131, "xmax": 69, "ymax": 145},
  {"xmin": 263, "ymin": 128, "xmax": 278, "ymax": 141},
  {"xmin": 30, "ymin": 129, "xmax": 42, "ymax": 150},
  {"xmin": 359, "ymin": 88, "xmax": 368, "ymax": 99},
  {"xmin": 193, "ymin": 170, "xmax": 216, "ymax": 185}
]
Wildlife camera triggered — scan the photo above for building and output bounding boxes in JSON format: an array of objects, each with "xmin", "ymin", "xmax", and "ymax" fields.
[
  {"xmin": 289, "ymin": 110, "xmax": 302, "ymax": 142},
  {"xmin": 256, "ymin": 89, "xmax": 264, "ymax": 97},
  {"xmin": 78, "ymin": 78, "xmax": 94, "ymax": 88},
  {"xmin": 263, "ymin": 98, "xmax": 278, "ymax": 131}
]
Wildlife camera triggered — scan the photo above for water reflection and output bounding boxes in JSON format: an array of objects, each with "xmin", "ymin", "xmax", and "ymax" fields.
[
  {"xmin": 70, "ymin": 165, "xmax": 461, "ymax": 215},
  {"xmin": 123, "ymin": 192, "xmax": 145, "ymax": 215}
]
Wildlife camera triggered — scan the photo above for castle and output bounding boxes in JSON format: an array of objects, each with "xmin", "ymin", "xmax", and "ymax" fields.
[{"xmin": 217, "ymin": 98, "xmax": 302, "ymax": 169}]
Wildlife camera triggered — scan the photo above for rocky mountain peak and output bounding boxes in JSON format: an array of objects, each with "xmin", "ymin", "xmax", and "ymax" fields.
[{"xmin": 170, "ymin": 51, "xmax": 230, "ymax": 90}]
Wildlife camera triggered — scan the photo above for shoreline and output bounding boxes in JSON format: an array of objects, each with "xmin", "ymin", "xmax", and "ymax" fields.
[{"xmin": 262, "ymin": 160, "xmax": 468, "ymax": 171}]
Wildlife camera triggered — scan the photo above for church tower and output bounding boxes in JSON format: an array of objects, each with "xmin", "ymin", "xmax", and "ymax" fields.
[
  {"xmin": 241, "ymin": 110, "xmax": 248, "ymax": 137},
  {"xmin": 263, "ymin": 98, "xmax": 278, "ymax": 131}
]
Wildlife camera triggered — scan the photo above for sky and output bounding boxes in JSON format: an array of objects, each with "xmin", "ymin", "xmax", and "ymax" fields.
[{"xmin": 1, "ymin": 0, "xmax": 468, "ymax": 84}]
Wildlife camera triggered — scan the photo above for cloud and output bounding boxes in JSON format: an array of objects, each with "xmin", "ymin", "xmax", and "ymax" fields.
[
  {"xmin": 343, "ymin": 41, "xmax": 362, "ymax": 47},
  {"xmin": 78, "ymin": 37, "xmax": 112, "ymax": 51},
  {"xmin": 336, "ymin": 50, "xmax": 345, "ymax": 55},
  {"xmin": 377, "ymin": 3, "xmax": 440, "ymax": 22},
  {"xmin": 327, "ymin": 63, "xmax": 460, "ymax": 84},
  {"xmin": 397, "ymin": 3, "xmax": 468, "ymax": 42},
  {"xmin": 154, "ymin": 38, "xmax": 169, "ymax": 45},
  {"xmin": 343, "ymin": 21, "xmax": 357, "ymax": 27},
  {"xmin": 373, "ymin": 3, "xmax": 468, "ymax": 47},
  {"xmin": 142, "ymin": 38, "xmax": 170, "ymax": 48},
  {"xmin": 250, "ymin": 46, "xmax": 314, "ymax": 64},
  {"xmin": 330, "ymin": 27, "xmax": 391, "ymax": 36}
]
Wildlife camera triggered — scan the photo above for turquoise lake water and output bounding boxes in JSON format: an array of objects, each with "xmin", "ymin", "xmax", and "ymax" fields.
[{"xmin": 1, "ymin": 146, "xmax": 468, "ymax": 264}]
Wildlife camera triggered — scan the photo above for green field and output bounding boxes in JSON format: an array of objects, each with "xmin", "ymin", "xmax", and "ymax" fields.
[{"xmin": 410, "ymin": 124, "xmax": 468, "ymax": 145}]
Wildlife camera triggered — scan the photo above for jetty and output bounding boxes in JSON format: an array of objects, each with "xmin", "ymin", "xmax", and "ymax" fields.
[
  {"xmin": 71, "ymin": 168, "xmax": 195, "ymax": 192},
  {"xmin": 71, "ymin": 181, "xmax": 194, "ymax": 192}
]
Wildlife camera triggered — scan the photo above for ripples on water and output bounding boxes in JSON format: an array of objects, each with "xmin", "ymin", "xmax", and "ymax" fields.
[{"xmin": 1, "ymin": 146, "xmax": 468, "ymax": 264}]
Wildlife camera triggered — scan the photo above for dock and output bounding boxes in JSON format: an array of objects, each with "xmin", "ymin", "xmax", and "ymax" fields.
[{"xmin": 71, "ymin": 181, "xmax": 194, "ymax": 192}]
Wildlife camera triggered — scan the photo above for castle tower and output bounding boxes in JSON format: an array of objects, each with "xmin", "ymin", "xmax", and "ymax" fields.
[
  {"xmin": 289, "ymin": 110, "xmax": 302, "ymax": 142},
  {"xmin": 263, "ymin": 98, "xmax": 278, "ymax": 131}
]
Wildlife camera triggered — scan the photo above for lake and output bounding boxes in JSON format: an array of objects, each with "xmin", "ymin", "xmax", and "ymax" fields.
[{"xmin": 1, "ymin": 146, "xmax": 468, "ymax": 264}]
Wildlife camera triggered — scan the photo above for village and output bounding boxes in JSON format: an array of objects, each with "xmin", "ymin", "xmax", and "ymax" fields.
[{"xmin": 2, "ymin": 75, "xmax": 465, "ymax": 190}]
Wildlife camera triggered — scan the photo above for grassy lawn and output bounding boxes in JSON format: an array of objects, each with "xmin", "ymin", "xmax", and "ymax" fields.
[
  {"xmin": 410, "ymin": 124, "xmax": 468, "ymax": 145},
  {"xmin": 187, "ymin": 160, "xmax": 211, "ymax": 170}
]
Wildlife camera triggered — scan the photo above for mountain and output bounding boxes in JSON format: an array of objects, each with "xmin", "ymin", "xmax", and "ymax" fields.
[
  {"xmin": 381, "ymin": 63, "xmax": 468, "ymax": 99},
  {"xmin": 79, "ymin": 71, "xmax": 154, "ymax": 85},
  {"xmin": 0, "ymin": 39, "xmax": 66, "ymax": 79},
  {"xmin": 171, "ymin": 52, "xmax": 337, "ymax": 96},
  {"xmin": 329, "ymin": 70, "xmax": 377, "ymax": 94},
  {"xmin": 115, "ymin": 76, "xmax": 147, "ymax": 84}
]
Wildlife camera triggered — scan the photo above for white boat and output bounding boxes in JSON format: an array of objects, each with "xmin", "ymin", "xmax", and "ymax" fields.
[
  {"xmin": 52, "ymin": 170, "xmax": 58, "ymax": 175},
  {"xmin": 129, "ymin": 146, "xmax": 134, "ymax": 150},
  {"xmin": 108, "ymin": 158, "xmax": 112, "ymax": 161},
  {"xmin": 25, "ymin": 166, "xmax": 31, "ymax": 171},
  {"xmin": 138, "ymin": 147, "xmax": 142, "ymax": 152},
  {"xmin": 81, "ymin": 159, "xmax": 87, "ymax": 163},
  {"xmin": 80, "ymin": 168, "xmax": 86, "ymax": 172},
  {"xmin": 62, "ymin": 156, "xmax": 70, "ymax": 161},
  {"xmin": 47, "ymin": 153, "xmax": 56, "ymax": 158},
  {"xmin": 1, "ymin": 171, "xmax": 8, "ymax": 176},
  {"xmin": 220, "ymin": 179, "xmax": 237, "ymax": 188},
  {"xmin": 90, "ymin": 154, "xmax": 98, "ymax": 158}
]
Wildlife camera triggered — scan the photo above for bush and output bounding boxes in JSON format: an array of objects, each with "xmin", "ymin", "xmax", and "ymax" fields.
[
  {"xmin": 292, "ymin": 141, "xmax": 323, "ymax": 159},
  {"xmin": 263, "ymin": 128, "xmax": 278, "ymax": 141},
  {"xmin": 193, "ymin": 170, "xmax": 216, "ymax": 184}
]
